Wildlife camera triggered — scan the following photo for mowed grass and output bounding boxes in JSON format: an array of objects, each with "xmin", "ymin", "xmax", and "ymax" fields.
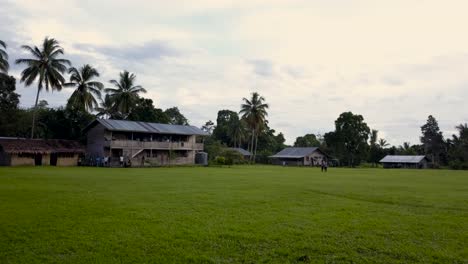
[{"xmin": 0, "ymin": 166, "xmax": 467, "ymax": 264}]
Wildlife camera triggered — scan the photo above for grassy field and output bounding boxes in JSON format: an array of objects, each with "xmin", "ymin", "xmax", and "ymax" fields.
[{"xmin": 0, "ymin": 166, "xmax": 467, "ymax": 263}]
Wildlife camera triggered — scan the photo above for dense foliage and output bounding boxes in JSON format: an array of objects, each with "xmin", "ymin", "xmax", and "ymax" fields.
[{"xmin": 0, "ymin": 37, "xmax": 466, "ymax": 169}]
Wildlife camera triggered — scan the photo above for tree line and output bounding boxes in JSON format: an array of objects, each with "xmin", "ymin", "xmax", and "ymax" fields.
[
  {"xmin": 0, "ymin": 37, "xmax": 189, "ymax": 141},
  {"xmin": 0, "ymin": 37, "xmax": 467, "ymax": 169}
]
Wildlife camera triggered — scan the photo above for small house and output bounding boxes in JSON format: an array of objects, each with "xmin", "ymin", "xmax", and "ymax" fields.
[
  {"xmin": 270, "ymin": 147, "xmax": 330, "ymax": 166},
  {"xmin": 227, "ymin": 148, "xmax": 252, "ymax": 159},
  {"xmin": 0, "ymin": 137, "xmax": 84, "ymax": 166},
  {"xmin": 380, "ymin": 155, "xmax": 430, "ymax": 169}
]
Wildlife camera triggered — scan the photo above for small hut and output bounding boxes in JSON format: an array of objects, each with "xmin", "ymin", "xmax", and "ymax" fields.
[
  {"xmin": 0, "ymin": 138, "xmax": 84, "ymax": 166},
  {"xmin": 379, "ymin": 155, "xmax": 430, "ymax": 169},
  {"xmin": 227, "ymin": 148, "xmax": 252, "ymax": 160},
  {"xmin": 270, "ymin": 147, "xmax": 330, "ymax": 166}
]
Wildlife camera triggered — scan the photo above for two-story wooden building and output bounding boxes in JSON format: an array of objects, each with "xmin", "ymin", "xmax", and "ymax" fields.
[{"xmin": 84, "ymin": 119, "xmax": 208, "ymax": 166}]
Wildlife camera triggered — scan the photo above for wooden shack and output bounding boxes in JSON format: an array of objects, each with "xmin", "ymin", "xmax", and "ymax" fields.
[{"xmin": 0, "ymin": 138, "xmax": 84, "ymax": 166}]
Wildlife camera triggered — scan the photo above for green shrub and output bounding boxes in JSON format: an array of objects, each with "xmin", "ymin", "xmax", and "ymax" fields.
[{"xmin": 214, "ymin": 156, "xmax": 226, "ymax": 165}]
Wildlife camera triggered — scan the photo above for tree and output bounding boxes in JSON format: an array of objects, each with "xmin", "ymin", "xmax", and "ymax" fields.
[
  {"xmin": 0, "ymin": 73, "xmax": 20, "ymax": 136},
  {"xmin": 228, "ymin": 117, "xmax": 247, "ymax": 148},
  {"xmin": 65, "ymin": 64, "xmax": 103, "ymax": 112},
  {"xmin": 368, "ymin": 129, "xmax": 381, "ymax": 167},
  {"xmin": 96, "ymin": 94, "xmax": 119, "ymax": 119},
  {"xmin": 420, "ymin": 115, "xmax": 445, "ymax": 167},
  {"xmin": 240, "ymin": 92, "xmax": 269, "ymax": 161},
  {"xmin": 127, "ymin": 98, "xmax": 170, "ymax": 123},
  {"xmin": 294, "ymin": 134, "xmax": 320, "ymax": 147},
  {"xmin": 15, "ymin": 37, "xmax": 71, "ymax": 138},
  {"xmin": 105, "ymin": 70, "xmax": 146, "ymax": 118},
  {"xmin": 164, "ymin": 107, "xmax": 189, "ymax": 125},
  {"xmin": 447, "ymin": 123, "xmax": 468, "ymax": 169},
  {"xmin": 378, "ymin": 139, "xmax": 389, "ymax": 148},
  {"xmin": 0, "ymin": 40, "xmax": 9, "ymax": 73},
  {"xmin": 212, "ymin": 110, "xmax": 239, "ymax": 144},
  {"xmin": 201, "ymin": 120, "xmax": 215, "ymax": 134},
  {"xmin": 333, "ymin": 112, "xmax": 370, "ymax": 166}
]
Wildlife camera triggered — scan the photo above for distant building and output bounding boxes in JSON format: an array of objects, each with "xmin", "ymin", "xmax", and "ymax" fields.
[
  {"xmin": 270, "ymin": 147, "xmax": 330, "ymax": 166},
  {"xmin": 227, "ymin": 148, "xmax": 252, "ymax": 159},
  {"xmin": 84, "ymin": 119, "xmax": 208, "ymax": 166},
  {"xmin": 0, "ymin": 137, "xmax": 84, "ymax": 166},
  {"xmin": 380, "ymin": 155, "xmax": 430, "ymax": 169}
]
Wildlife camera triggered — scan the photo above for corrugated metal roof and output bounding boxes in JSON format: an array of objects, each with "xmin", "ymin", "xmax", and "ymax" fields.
[
  {"xmin": 270, "ymin": 147, "xmax": 319, "ymax": 158},
  {"xmin": 94, "ymin": 119, "xmax": 209, "ymax": 136},
  {"xmin": 379, "ymin": 155, "xmax": 427, "ymax": 163},
  {"xmin": 228, "ymin": 148, "xmax": 252, "ymax": 156}
]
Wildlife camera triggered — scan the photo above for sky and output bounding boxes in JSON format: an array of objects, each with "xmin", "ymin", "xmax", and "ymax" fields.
[{"xmin": 1, "ymin": 0, "xmax": 467, "ymax": 145}]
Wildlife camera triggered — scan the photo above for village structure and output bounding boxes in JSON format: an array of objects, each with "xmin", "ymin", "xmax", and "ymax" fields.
[
  {"xmin": 0, "ymin": 119, "xmax": 432, "ymax": 169},
  {"xmin": 84, "ymin": 119, "xmax": 208, "ymax": 166},
  {"xmin": 270, "ymin": 147, "xmax": 330, "ymax": 166},
  {"xmin": 0, "ymin": 138, "xmax": 84, "ymax": 166},
  {"xmin": 228, "ymin": 148, "xmax": 252, "ymax": 160},
  {"xmin": 380, "ymin": 155, "xmax": 430, "ymax": 169}
]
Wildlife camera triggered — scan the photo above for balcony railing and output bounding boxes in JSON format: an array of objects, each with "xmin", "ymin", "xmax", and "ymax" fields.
[{"xmin": 108, "ymin": 140, "xmax": 203, "ymax": 150}]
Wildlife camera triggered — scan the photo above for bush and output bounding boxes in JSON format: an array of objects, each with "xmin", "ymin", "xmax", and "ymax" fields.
[
  {"xmin": 214, "ymin": 156, "xmax": 226, "ymax": 165},
  {"xmin": 221, "ymin": 149, "xmax": 246, "ymax": 165},
  {"xmin": 449, "ymin": 160, "xmax": 468, "ymax": 170}
]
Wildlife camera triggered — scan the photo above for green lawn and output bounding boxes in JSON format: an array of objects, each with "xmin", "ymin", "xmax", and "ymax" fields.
[{"xmin": 0, "ymin": 166, "xmax": 467, "ymax": 263}]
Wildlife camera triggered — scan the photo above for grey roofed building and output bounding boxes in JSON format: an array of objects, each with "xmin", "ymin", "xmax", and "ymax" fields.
[
  {"xmin": 270, "ymin": 147, "xmax": 329, "ymax": 166},
  {"xmin": 228, "ymin": 148, "xmax": 252, "ymax": 157},
  {"xmin": 84, "ymin": 119, "xmax": 209, "ymax": 136},
  {"xmin": 379, "ymin": 155, "xmax": 430, "ymax": 169},
  {"xmin": 84, "ymin": 119, "xmax": 208, "ymax": 167}
]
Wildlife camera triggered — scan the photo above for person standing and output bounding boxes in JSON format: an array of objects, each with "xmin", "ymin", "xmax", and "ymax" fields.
[
  {"xmin": 321, "ymin": 159, "xmax": 328, "ymax": 172},
  {"xmin": 120, "ymin": 155, "xmax": 124, "ymax": 167}
]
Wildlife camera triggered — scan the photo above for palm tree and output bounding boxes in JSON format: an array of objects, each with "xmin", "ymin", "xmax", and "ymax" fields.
[
  {"xmin": 105, "ymin": 70, "xmax": 146, "ymax": 118},
  {"xmin": 0, "ymin": 40, "xmax": 9, "ymax": 73},
  {"xmin": 378, "ymin": 139, "xmax": 389, "ymax": 148},
  {"xmin": 96, "ymin": 94, "xmax": 118, "ymax": 119},
  {"xmin": 64, "ymin": 64, "xmax": 103, "ymax": 112},
  {"xmin": 240, "ymin": 92, "xmax": 269, "ymax": 161},
  {"xmin": 16, "ymin": 37, "xmax": 71, "ymax": 138},
  {"xmin": 228, "ymin": 117, "xmax": 247, "ymax": 148}
]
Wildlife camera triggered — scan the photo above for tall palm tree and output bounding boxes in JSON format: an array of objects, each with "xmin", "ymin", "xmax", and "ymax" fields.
[
  {"xmin": 96, "ymin": 94, "xmax": 118, "ymax": 119},
  {"xmin": 64, "ymin": 64, "xmax": 103, "ymax": 112},
  {"xmin": 16, "ymin": 37, "xmax": 71, "ymax": 138},
  {"xmin": 240, "ymin": 92, "xmax": 269, "ymax": 161},
  {"xmin": 105, "ymin": 70, "xmax": 146, "ymax": 118},
  {"xmin": 0, "ymin": 40, "xmax": 9, "ymax": 73},
  {"xmin": 370, "ymin": 130, "xmax": 378, "ymax": 146},
  {"xmin": 228, "ymin": 117, "xmax": 247, "ymax": 148},
  {"xmin": 378, "ymin": 139, "xmax": 389, "ymax": 148}
]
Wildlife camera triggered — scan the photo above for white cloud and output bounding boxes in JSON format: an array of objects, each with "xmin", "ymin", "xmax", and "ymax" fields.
[{"xmin": 2, "ymin": 0, "xmax": 467, "ymax": 145}]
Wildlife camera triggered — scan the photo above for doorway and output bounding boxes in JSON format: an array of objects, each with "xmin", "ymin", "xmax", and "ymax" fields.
[
  {"xmin": 50, "ymin": 153, "xmax": 58, "ymax": 166},
  {"xmin": 34, "ymin": 154, "xmax": 42, "ymax": 166}
]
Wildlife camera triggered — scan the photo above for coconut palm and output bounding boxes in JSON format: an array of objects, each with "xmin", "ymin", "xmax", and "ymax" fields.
[
  {"xmin": 240, "ymin": 92, "xmax": 269, "ymax": 161},
  {"xmin": 228, "ymin": 117, "xmax": 247, "ymax": 148},
  {"xmin": 15, "ymin": 37, "xmax": 71, "ymax": 138},
  {"xmin": 378, "ymin": 138, "xmax": 389, "ymax": 148},
  {"xmin": 0, "ymin": 40, "xmax": 9, "ymax": 73},
  {"xmin": 96, "ymin": 94, "xmax": 118, "ymax": 119},
  {"xmin": 64, "ymin": 64, "xmax": 103, "ymax": 112},
  {"xmin": 105, "ymin": 70, "xmax": 146, "ymax": 118}
]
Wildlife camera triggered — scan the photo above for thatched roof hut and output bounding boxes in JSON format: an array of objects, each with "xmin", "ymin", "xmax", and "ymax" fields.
[
  {"xmin": 0, "ymin": 138, "xmax": 84, "ymax": 166},
  {"xmin": 0, "ymin": 138, "xmax": 84, "ymax": 154}
]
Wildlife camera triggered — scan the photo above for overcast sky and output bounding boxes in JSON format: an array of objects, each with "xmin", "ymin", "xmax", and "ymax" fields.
[{"xmin": 1, "ymin": 0, "xmax": 467, "ymax": 145}]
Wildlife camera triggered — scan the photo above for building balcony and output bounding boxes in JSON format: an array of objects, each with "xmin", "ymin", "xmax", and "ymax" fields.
[{"xmin": 106, "ymin": 140, "xmax": 204, "ymax": 150}]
